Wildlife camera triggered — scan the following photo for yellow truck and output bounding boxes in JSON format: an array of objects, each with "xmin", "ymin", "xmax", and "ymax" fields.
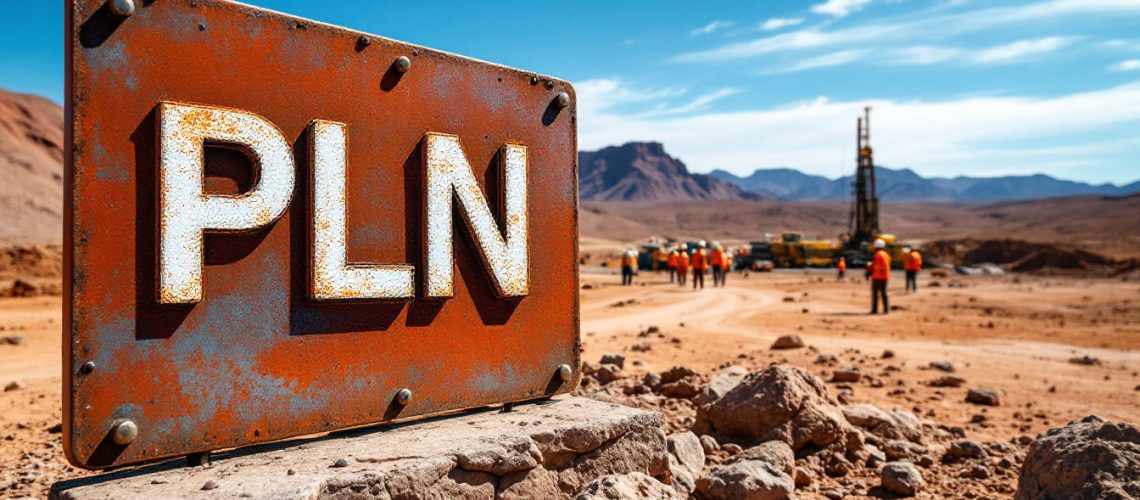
[{"xmin": 769, "ymin": 232, "xmax": 840, "ymax": 268}]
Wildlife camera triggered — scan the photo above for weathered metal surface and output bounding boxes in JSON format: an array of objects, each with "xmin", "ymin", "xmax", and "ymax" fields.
[{"xmin": 66, "ymin": 0, "xmax": 579, "ymax": 469}]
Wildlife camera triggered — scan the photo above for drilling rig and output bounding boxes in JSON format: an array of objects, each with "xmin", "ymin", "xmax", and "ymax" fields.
[{"xmin": 843, "ymin": 107, "xmax": 883, "ymax": 265}]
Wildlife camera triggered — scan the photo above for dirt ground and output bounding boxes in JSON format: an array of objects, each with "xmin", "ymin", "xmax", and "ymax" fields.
[{"xmin": 2, "ymin": 272, "xmax": 1138, "ymax": 497}]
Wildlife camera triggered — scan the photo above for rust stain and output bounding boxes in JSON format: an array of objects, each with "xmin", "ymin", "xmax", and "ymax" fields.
[{"xmin": 66, "ymin": 0, "xmax": 580, "ymax": 469}]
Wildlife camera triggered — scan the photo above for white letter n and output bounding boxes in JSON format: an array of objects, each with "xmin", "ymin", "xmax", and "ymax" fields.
[{"xmin": 423, "ymin": 133, "xmax": 528, "ymax": 299}]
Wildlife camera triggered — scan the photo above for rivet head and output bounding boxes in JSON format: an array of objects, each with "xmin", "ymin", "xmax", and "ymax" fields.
[
  {"xmin": 558, "ymin": 364, "xmax": 573, "ymax": 381},
  {"xmin": 112, "ymin": 419, "xmax": 138, "ymax": 445},
  {"xmin": 358, "ymin": 35, "xmax": 371, "ymax": 46},
  {"xmin": 396, "ymin": 388, "xmax": 413, "ymax": 405},
  {"xmin": 555, "ymin": 92, "xmax": 571, "ymax": 109},
  {"xmin": 79, "ymin": 361, "xmax": 96, "ymax": 375},
  {"xmin": 394, "ymin": 56, "xmax": 411, "ymax": 73},
  {"xmin": 544, "ymin": 81, "xmax": 555, "ymax": 90},
  {"xmin": 107, "ymin": 0, "xmax": 135, "ymax": 18}
]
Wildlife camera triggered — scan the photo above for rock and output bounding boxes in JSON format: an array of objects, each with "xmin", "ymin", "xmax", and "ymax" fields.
[
  {"xmin": 770, "ymin": 335, "xmax": 804, "ymax": 350},
  {"xmin": 966, "ymin": 388, "xmax": 1000, "ymax": 406},
  {"xmin": 630, "ymin": 342, "xmax": 652, "ymax": 353},
  {"xmin": 814, "ymin": 353, "xmax": 838, "ymax": 364},
  {"xmin": 594, "ymin": 364, "xmax": 623, "ymax": 385},
  {"xmin": 1068, "ymin": 355, "xmax": 1099, "ymax": 366},
  {"xmin": 456, "ymin": 435, "xmax": 542, "ymax": 475},
  {"xmin": 822, "ymin": 487, "xmax": 845, "ymax": 499},
  {"xmin": 928, "ymin": 376, "xmax": 967, "ymax": 388},
  {"xmin": 696, "ymin": 367, "xmax": 748, "ymax": 406},
  {"xmin": 865, "ymin": 444, "xmax": 887, "ymax": 467},
  {"xmin": 883, "ymin": 440, "xmax": 925, "ymax": 460},
  {"xmin": 946, "ymin": 440, "xmax": 986, "ymax": 459},
  {"xmin": 842, "ymin": 404, "xmax": 924, "ymax": 443},
  {"xmin": 574, "ymin": 472, "xmax": 681, "ymax": 500},
  {"xmin": 10, "ymin": 279, "xmax": 38, "ymax": 297},
  {"xmin": 964, "ymin": 464, "xmax": 991, "ymax": 479},
  {"xmin": 0, "ymin": 335, "xmax": 25, "ymax": 345},
  {"xmin": 881, "ymin": 350, "xmax": 895, "ymax": 359},
  {"xmin": 694, "ymin": 365, "xmax": 858, "ymax": 455},
  {"xmin": 52, "ymin": 397, "xmax": 670, "ymax": 500},
  {"xmin": 794, "ymin": 466, "xmax": 812, "ymax": 487},
  {"xmin": 331, "ymin": 458, "xmax": 349, "ymax": 468},
  {"xmin": 722, "ymin": 443, "xmax": 743, "ymax": 455},
  {"xmin": 929, "ymin": 361, "xmax": 955, "ymax": 372},
  {"xmin": 4, "ymin": 380, "xmax": 24, "ymax": 392},
  {"xmin": 1015, "ymin": 415, "xmax": 1140, "ymax": 500},
  {"xmin": 658, "ymin": 379, "xmax": 701, "ymax": 399},
  {"xmin": 696, "ymin": 441, "xmax": 795, "ymax": 500},
  {"xmin": 831, "ymin": 368, "xmax": 861, "ymax": 383},
  {"xmin": 200, "ymin": 480, "xmax": 219, "ymax": 491},
  {"xmin": 665, "ymin": 432, "xmax": 705, "ymax": 497},
  {"xmin": 599, "ymin": 354, "xmax": 625, "ymax": 369},
  {"xmin": 700, "ymin": 435, "xmax": 720, "ymax": 454},
  {"xmin": 881, "ymin": 461, "xmax": 926, "ymax": 496},
  {"xmin": 659, "ymin": 366, "xmax": 699, "ymax": 384}
]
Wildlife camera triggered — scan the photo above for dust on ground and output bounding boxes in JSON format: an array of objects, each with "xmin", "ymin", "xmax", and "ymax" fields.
[{"xmin": 1, "ymin": 271, "xmax": 1138, "ymax": 497}]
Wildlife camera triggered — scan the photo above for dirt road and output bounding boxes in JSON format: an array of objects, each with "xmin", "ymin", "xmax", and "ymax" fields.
[
  {"xmin": 1, "ymin": 271, "xmax": 1138, "ymax": 496},
  {"xmin": 580, "ymin": 269, "xmax": 1140, "ymax": 441}
]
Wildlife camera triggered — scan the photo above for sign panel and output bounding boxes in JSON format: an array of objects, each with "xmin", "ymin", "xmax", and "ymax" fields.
[{"xmin": 66, "ymin": 0, "xmax": 579, "ymax": 469}]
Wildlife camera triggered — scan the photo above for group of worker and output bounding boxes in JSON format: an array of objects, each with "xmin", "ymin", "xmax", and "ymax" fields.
[
  {"xmin": 621, "ymin": 241, "xmax": 734, "ymax": 290},
  {"xmin": 625, "ymin": 238, "xmax": 925, "ymax": 317},
  {"xmin": 856, "ymin": 240, "xmax": 923, "ymax": 315}
]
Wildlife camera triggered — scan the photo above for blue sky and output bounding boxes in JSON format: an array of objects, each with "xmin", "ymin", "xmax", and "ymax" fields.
[{"xmin": 4, "ymin": 0, "xmax": 1140, "ymax": 184}]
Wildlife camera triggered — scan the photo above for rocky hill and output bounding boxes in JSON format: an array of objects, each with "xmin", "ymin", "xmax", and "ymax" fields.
[
  {"xmin": 579, "ymin": 142, "xmax": 763, "ymax": 202},
  {"xmin": 0, "ymin": 89, "xmax": 63, "ymax": 244},
  {"xmin": 710, "ymin": 166, "xmax": 1140, "ymax": 203}
]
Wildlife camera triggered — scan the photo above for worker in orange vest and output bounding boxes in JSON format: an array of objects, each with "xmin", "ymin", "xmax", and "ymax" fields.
[
  {"xmin": 675, "ymin": 246, "xmax": 689, "ymax": 286},
  {"xmin": 903, "ymin": 247, "xmax": 922, "ymax": 293},
  {"xmin": 667, "ymin": 248, "xmax": 679, "ymax": 283},
  {"xmin": 869, "ymin": 239, "xmax": 891, "ymax": 314},
  {"xmin": 720, "ymin": 248, "xmax": 732, "ymax": 287},
  {"xmin": 655, "ymin": 247, "xmax": 669, "ymax": 274},
  {"xmin": 709, "ymin": 243, "xmax": 724, "ymax": 287},
  {"xmin": 837, "ymin": 256, "xmax": 847, "ymax": 281},
  {"xmin": 691, "ymin": 241, "xmax": 708, "ymax": 290},
  {"xmin": 620, "ymin": 247, "xmax": 637, "ymax": 286}
]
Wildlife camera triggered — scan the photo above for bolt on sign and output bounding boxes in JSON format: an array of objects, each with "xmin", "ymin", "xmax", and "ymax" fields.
[{"xmin": 65, "ymin": 0, "xmax": 579, "ymax": 469}]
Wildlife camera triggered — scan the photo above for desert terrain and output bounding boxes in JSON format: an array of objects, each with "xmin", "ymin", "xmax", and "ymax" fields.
[{"xmin": 2, "ymin": 263, "xmax": 1138, "ymax": 497}]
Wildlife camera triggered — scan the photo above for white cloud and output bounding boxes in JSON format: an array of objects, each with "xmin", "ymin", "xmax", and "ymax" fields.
[
  {"xmin": 812, "ymin": 0, "xmax": 872, "ymax": 18},
  {"xmin": 691, "ymin": 20, "xmax": 734, "ymax": 36},
  {"xmin": 674, "ymin": 0, "xmax": 1140, "ymax": 63},
  {"xmin": 886, "ymin": 46, "xmax": 961, "ymax": 65},
  {"xmin": 576, "ymin": 79, "xmax": 1140, "ymax": 182},
  {"xmin": 761, "ymin": 49, "xmax": 870, "ymax": 74},
  {"xmin": 971, "ymin": 37, "xmax": 1077, "ymax": 64},
  {"xmin": 1110, "ymin": 59, "xmax": 1140, "ymax": 71},
  {"xmin": 760, "ymin": 17, "xmax": 804, "ymax": 31}
]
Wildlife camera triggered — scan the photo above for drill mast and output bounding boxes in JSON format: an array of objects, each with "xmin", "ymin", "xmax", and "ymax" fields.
[{"xmin": 848, "ymin": 106, "xmax": 880, "ymax": 248}]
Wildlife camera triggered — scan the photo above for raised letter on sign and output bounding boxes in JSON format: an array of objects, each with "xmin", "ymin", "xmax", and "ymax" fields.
[
  {"xmin": 309, "ymin": 120, "xmax": 414, "ymax": 300},
  {"xmin": 423, "ymin": 134, "xmax": 529, "ymax": 298},
  {"xmin": 157, "ymin": 102, "xmax": 295, "ymax": 304}
]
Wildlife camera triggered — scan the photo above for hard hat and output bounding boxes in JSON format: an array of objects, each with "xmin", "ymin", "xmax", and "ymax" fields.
[
  {"xmin": 698, "ymin": 240, "xmax": 707, "ymax": 248},
  {"xmin": 712, "ymin": 241, "xmax": 720, "ymax": 248},
  {"xmin": 902, "ymin": 247, "xmax": 911, "ymax": 253},
  {"xmin": 874, "ymin": 239, "xmax": 886, "ymax": 249}
]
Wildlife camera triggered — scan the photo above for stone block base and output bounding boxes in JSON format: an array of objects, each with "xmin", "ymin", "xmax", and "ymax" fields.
[{"xmin": 51, "ymin": 397, "xmax": 668, "ymax": 499}]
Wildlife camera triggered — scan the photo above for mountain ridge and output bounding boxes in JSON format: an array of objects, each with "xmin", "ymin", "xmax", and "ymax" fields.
[
  {"xmin": 708, "ymin": 165, "xmax": 1140, "ymax": 203},
  {"xmin": 578, "ymin": 142, "xmax": 764, "ymax": 202}
]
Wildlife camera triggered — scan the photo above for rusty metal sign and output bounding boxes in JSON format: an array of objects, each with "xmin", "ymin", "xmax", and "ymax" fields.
[{"xmin": 65, "ymin": 0, "xmax": 579, "ymax": 469}]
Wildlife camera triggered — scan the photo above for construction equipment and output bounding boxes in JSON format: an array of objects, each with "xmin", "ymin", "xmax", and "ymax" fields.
[
  {"xmin": 841, "ymin": 109, "xmax": 919, "ymax": 267},
  {"xmin": 848, "ymin": 106, "xmax": 880, "ymax": 251}
]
